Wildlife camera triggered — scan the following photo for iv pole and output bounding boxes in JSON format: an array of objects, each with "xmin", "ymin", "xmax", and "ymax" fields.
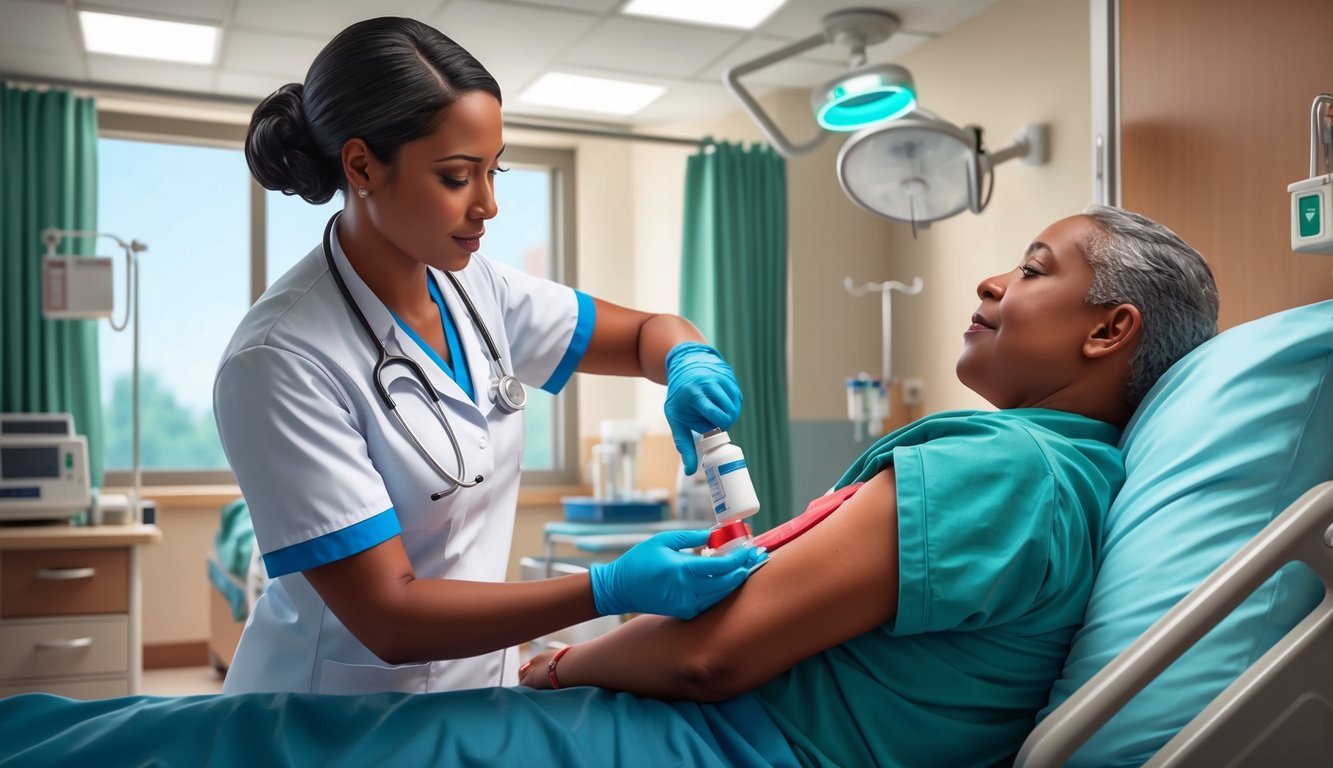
[
  {"xmin": 844, "ymin": 276, "xmax": 924, "ymax": 382},
  {"xmin": 41, "ymin": 228, "xmax": 148, "ymax": 519}
]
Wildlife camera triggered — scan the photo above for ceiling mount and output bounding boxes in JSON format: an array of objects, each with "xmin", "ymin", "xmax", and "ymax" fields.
[{"xmin": 822, "ymin": 9, "xmax": 901, "ymax": 67}]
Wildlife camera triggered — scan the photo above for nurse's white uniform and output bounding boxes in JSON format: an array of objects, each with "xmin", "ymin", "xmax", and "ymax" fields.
[{"xmin": 213, "ymin": 227, "xmax": 594, "ymax": 695}]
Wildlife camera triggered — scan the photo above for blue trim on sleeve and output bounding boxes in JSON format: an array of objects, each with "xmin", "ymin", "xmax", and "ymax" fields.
[
  {"xmin": 262, "ymin": 507, "xmax": 401, "ymax": 578},
  {"xmin": 541, "ymin": 289, "xmax": 596, "ymax": 394}
]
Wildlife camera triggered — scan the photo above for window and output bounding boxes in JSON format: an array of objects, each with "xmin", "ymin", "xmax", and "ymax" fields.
[{"xmin": 98, "ymin": 117, "xmax": 577, "ymax": 486}]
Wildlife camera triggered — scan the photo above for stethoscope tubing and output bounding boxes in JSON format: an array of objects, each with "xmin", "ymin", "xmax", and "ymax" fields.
[{"xmin": 320, "ymin": 211, "xmax": 521, "ymax": 498}]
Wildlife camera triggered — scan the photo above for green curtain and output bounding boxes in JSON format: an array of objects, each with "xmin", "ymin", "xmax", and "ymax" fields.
[
  {"xmin": 0, "ymin": 84, "xmax": 103, "ymax": 485},
  {"xmin": 680, "ymin": 140, "xmax": 792, "ymax": 531}
]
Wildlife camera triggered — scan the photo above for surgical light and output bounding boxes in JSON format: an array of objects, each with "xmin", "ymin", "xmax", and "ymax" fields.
[
  {"xmin": 814, "ymin": 64, "xmax": 916, "ymax": 132},
  {"xmin": 724, "ymin": 6, "xmax": 1049, "ymax": 231}
]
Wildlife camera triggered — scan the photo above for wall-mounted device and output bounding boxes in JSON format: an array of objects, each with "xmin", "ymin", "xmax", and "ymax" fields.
[
  {"xmin": 0, "ymin": 412, "xmax": 91, "ymax": 521},
  {"xmin": 1289, "ymin": 93, "xmax": 1333, "ymax": 255}
]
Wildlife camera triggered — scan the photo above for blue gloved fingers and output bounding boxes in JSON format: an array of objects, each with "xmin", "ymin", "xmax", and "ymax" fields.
[
  {"xmin": 669, "ymin": 418, "xmax": 700, "ymax": 476},
  {"xmin": 686, "ymin": 544, "xmax": 765, "ymax": 577},
  {"xmin": 693, "ymin": 567, "xmax": 754, "ymax": 613},
  {"xmin": 650, "ymin": 528, "xmax": 710, "ymax": 551}
]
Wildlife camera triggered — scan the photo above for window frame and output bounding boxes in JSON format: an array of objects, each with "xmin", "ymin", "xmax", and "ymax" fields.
[{"xmin": 96, "ymin": 111, "xmax": 579, "ymax": 487}]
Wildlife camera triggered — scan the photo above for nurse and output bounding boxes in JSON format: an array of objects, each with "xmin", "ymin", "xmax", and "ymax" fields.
[{"xmin": 213, "ymin": 16, "xmax": 764, "ymax": 695}]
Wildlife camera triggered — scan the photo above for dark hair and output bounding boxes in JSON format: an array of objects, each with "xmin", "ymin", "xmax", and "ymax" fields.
[{"xmin": 245, "ymin": 17, "xmax": 501, "ymax": 204}]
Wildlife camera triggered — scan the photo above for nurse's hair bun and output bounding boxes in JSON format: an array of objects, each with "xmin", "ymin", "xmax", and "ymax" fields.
[{"xmin": 245, "ymin": 83, "xmax": 343, "ymax": 205}]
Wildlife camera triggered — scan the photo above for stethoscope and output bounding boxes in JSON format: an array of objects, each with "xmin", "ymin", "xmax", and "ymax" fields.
[{"xmin": 321, "ymin": 211, "xmax": 526, "ymax": 500}]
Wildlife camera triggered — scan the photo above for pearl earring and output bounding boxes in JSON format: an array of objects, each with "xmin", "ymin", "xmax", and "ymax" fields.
[{"xmin": 357, "ymin": 186, "xmax": 369, "ymax": 198}]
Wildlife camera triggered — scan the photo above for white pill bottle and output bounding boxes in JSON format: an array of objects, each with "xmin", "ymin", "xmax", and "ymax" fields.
[{"xmin": 699, "ymin": 428, "xmax": 760, "ymax": 554}]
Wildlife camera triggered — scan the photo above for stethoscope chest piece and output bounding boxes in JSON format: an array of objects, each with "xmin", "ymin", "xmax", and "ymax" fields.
[{"xmin": 492, "ymin": 374, "xmax": 527, "ymax": 412}]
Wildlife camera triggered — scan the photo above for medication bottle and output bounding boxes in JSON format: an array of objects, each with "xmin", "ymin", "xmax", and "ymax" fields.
[{"xmin": 699, "ymin": 429, "xmax": 760, "ymax": 556}]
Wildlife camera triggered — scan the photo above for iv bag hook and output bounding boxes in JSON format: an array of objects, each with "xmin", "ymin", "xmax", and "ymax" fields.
[{"xmin": 844, "ymin": 276, "xmax": 923, "ymax": 381}]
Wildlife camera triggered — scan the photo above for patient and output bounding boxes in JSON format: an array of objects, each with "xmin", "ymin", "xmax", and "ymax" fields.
[{"xmin": 0, "ymin": 206, "xmax": 1219, "ymax": 767}]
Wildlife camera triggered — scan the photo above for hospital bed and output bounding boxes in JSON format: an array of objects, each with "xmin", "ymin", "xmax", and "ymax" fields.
[{"xmin": 1019, "ymin": 481, "xmax": 1333, "ymax": 766}]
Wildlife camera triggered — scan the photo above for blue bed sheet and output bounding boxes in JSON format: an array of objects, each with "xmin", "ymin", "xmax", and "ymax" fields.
[{"xmin": 0, "ymin": 687, "xmax": 800, "ymax": 768}]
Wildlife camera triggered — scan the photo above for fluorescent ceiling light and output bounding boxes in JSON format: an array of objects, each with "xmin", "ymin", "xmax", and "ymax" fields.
[
  {"xmin": 622, "ymin": 0, "xmax": 787, "ymax": 30},
  {"xmin": 79, "ymin": 10, "xmax": 219, "ymax": 65},
  {"xmin": 519, "ymin": 73, "xmax": 665, "ymax": 116}
]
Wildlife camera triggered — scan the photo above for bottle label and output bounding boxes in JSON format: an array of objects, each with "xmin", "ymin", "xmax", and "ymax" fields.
[
  {"xmin": 706, "ymin": 466, "xmax": 726, "ymax": 513},
  {"xmin": 716, "ymin": 459, "xmax": 746, "ymax": 476}
]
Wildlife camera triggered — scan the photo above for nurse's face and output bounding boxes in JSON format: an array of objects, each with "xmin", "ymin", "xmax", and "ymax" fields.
[
  {"xmin": 956, "ymin": 215, "xmax": 1105, "ymax": 409},
  {"xmin": 367, "ymin": 90, "xmax": 505, "ymax": 272}
]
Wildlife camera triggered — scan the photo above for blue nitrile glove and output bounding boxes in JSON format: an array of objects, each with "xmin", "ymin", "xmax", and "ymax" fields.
[
  {"xmin": 589, "ymin": 529, "xmax": 767, "ymax": 619},
  {"xmin": 664, "ymin": 342, "xmax": 743, "ymax": 475}
]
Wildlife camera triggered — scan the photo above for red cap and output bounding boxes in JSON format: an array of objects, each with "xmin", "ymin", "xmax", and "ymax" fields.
[{"xmin": 707, "ymin": 520, "xmax": 752, "ymax": 550}]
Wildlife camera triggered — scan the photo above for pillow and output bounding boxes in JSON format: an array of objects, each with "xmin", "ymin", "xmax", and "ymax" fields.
[{"xmin": 1039, "ymin": 299, "xmax": 1333, "ymax": 767}]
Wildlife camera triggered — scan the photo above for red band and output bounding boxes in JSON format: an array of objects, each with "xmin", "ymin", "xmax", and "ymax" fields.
[
  {"xmin": 548, "ymin": 645, "xmax": 572, "ymax": 690},
  {"xmin": 707, "ymin": 520, "xmax": 752, "ymax": 550}
]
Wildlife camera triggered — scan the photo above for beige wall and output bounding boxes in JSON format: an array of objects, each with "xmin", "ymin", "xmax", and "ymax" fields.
[{"xmin": 886, "ymin": 0, "xmax": 1094, "ymax": 412}]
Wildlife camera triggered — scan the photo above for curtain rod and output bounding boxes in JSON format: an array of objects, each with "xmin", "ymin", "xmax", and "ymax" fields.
[{"xmin": 3, "ymin": 73, "xmax": 707, "ymax": 148}]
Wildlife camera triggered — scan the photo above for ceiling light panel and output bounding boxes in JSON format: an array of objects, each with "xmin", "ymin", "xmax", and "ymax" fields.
[
  {"xmin": 78, "ymin": 10, "xmax": 219, "ymax": 64},
  {"xmin": 518, "ymin": 73, "xmax": 665, "ymax": 116},
  {"xmin": 622, "ymin": 0, "xmax": 788, "ymax": 30}
]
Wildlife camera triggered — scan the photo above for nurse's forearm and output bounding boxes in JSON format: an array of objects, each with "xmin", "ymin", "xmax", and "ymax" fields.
[
  {"xmin": 379, "ymin": 574, "xmax": 603, "ymax": 664},
  {"xmin": 579, "ymin": 298, "xmax": 704, "ymax": 380},
  {"xmin": 635, "ymin": 314, "xmax": 705, "ymax": 384}
]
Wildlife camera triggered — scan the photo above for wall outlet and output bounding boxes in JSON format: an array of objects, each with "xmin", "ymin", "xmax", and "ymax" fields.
[{"xmin": 901, "ymin": 378, "xmax": 924, "ymax": 408}]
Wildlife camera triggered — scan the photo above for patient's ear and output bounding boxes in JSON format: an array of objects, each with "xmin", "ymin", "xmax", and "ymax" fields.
[{"xmin": 1084, "ymin": 303, "xmax": 1142, "ymax": 359}]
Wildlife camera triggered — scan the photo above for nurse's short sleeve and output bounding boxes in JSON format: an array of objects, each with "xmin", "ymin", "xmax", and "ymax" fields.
[
  {"xmin": 890, "ymin": 423, "xmax": 1071, "ymax": 636},
  {"xmin": 485, "ymin": 260, "xmax": 594, "ymax": 394},
  {"xmin": 214, "ymin": 346, "xmax": 399, "ymax": 578}
]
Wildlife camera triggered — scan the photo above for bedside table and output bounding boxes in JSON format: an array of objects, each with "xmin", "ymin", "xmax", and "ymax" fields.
[{"xmin": 0, "ymin": 525, "xmax": 161, "ymax": 699}]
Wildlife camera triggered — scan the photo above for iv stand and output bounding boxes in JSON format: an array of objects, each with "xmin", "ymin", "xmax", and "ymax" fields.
[
  {"xmin": 41, "ymin": 228, "xmax": 149, "ymax": 520},
  {"xmin": 844, "ymin": 276, "xmax": 924, "ymax": 382}
]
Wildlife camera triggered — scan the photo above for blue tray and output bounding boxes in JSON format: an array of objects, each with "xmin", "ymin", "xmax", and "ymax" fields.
[{"xmin": 562, "ymin": 497, "xmax": 667, "ymax": 523}]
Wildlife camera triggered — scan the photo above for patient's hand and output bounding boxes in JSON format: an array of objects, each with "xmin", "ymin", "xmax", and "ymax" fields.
[{"xmin": 519, "ymin": 650, "xmax": 555, "ymax": 689}]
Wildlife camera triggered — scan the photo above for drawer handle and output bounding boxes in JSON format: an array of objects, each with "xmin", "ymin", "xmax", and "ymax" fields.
[
  {"xmin": 34, "ymin": 637, "xmax": 94, "ymax": 651},
  {"xmin": 35, "ymin": 567, "xmax": 96, "ymax": 581}
]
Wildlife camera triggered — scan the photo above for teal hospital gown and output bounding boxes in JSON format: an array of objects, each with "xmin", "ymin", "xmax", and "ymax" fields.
[{"xmin": 752, "ymin": 408, "xmax": 1124, "ymax": 767}]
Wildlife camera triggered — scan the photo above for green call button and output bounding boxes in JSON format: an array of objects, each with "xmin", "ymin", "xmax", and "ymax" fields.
[
  {"xmin": 65, "ymin": 452, "xmax": 74, "ymax": 469},
  {"xmin": 1299, "ymin": 194, "xmax": 1322, "ymax": 237}
]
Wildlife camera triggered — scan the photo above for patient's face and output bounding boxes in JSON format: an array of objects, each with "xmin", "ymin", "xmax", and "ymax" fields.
[{"xmin": 956, "ymin": 215, "xmax": 1103, "ymax": 409}]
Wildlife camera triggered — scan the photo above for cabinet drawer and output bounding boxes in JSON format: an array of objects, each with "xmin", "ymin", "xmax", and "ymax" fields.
[
  {"xmin": 0, "ymin": 677, "xmax": 129, "ymax": 700},
  {"xmin": 0, "ymin": 616, "xmax": 128, "ymax": 682},
  {"xmin": 1, "ymin": 548, "xmax": 128, "ymax": 618}
]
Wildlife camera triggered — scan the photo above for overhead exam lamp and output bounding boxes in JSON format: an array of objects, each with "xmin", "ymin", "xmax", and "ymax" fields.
[{"xmin": 724, "ymin": 7, "xmax": 1049, "ymax": 233}]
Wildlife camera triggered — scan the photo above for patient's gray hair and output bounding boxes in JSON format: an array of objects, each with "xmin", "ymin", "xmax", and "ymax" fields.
[{"xmin": 1080, "ymin": 204, "xmax": 1219, "ymax": 406}]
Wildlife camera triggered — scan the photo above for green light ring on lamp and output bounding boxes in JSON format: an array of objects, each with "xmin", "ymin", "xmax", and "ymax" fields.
[{"xmin": 813, "ymin": 63, "xmax": 918, "ymax": 132}]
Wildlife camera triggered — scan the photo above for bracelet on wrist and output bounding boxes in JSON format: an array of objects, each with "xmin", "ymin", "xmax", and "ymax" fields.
[{"xmin": 547, "ymin": 645, "xmax": 572, "ymax": 690}]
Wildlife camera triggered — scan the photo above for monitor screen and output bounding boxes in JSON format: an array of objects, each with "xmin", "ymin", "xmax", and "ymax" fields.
[{"xmin": 1, "ymin": 446, "xmax": 60, "ymax": 479}]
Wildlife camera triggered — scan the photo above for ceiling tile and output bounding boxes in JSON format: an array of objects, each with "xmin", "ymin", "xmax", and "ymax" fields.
[
  {"xmin": 759, "ymin": 0, "xmax": 1000, "ymax": 39},
  {"xmin": 230, "ymin": 0, "xmax": 445, "ymax": 38},
  {"xmin": 0, "ymin": 0, "xmax": 77, "ymax": 53},
  {"xmin": 429, "ymin": 0, "xmax": 601, "ymax": 91},
  {"xmin": 214, "ymin": 68, "xmax": 290, "ymax": 100},
  {"xmin": 559, "ymin": 17, "xmax": 742, "ymax": 79},
  {"xmin": 632, "ymin": 81, "xmax": 761, "ymax": 127},
  {"xmin": 87, "ymin": 53, "xmax": 213, "ymax": 91},
  {"xmin": 0, "ymin": 45, "xmax": 88, "ymax": 82},
  {"xmin": 76, "ymin": 0, "xmax": 231, "ymax": 24},
  {"xmin": 220, "ymin": 29, "xmax": 326, "ymax": 78},
  {"xmin": 516, "ymin": 0, "xmax": 621, "ymax": 11},
  {"xmin": 699, "ymin": 36, "xmax": 847, "ymax": 88}
]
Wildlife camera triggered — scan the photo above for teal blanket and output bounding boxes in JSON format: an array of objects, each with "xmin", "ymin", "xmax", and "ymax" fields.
[
  {"xmin": 0, "ymin": 688, "xmax": 798, "ymax": 767},
  {"xmin": 207, "ymin": 498, "xmax": 254, "ymax": 622}
]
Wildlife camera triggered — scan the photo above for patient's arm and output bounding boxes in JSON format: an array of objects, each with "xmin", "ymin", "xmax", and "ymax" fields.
[{"xmin": 521, "ymin": 468, "xmax": 899, "ymax": 701}]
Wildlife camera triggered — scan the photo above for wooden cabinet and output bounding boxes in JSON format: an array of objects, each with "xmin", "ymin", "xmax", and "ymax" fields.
[{"xmin": 0, "ymin": 526, "xmax": 160, "ymax": 700}]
